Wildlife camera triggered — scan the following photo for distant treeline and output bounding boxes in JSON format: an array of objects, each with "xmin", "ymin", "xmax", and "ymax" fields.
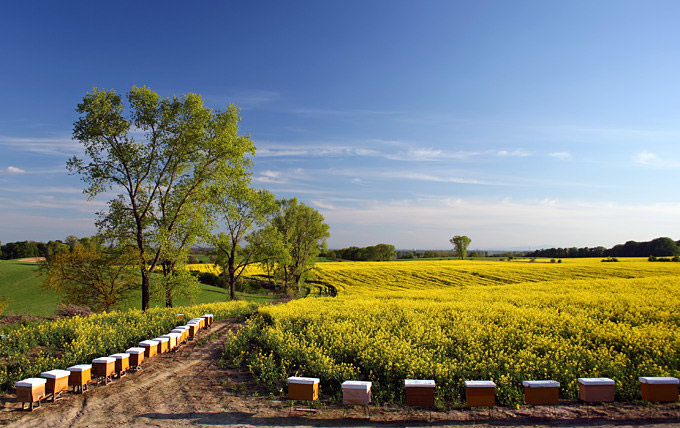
[
  {"xmin": 325, "ymin": 244, "xmax": 396, "ymax": 261},
  {"xmin": 0, "ymin": 237, "xmax": 84, "ymax": 260},
  {"xmin": 527, "ymin": 237, "xmax": 680, "ymax": 258}
]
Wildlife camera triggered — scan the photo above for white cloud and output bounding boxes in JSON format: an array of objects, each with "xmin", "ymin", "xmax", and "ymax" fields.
[
  {"xmin": 549, "ymin": 151, "xmax": 573, "ymax": 160},
  {"xmin": 497, "ymin": 149, "xmax": 532, "ymax": 157},
  {"xmin": 254, "ymin": 170, "xmax": 288, "ymax": 184},
  {"xmin": 6, "ymin": 166, "xmax": 25, "ymax": 173},
  {"xmin": 634, "ymin": 150, "xmax": 680, "ymax": 168}
]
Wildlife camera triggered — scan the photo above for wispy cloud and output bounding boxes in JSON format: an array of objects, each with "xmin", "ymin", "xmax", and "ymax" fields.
[
  {"xmin": 497, "ymin": 149, "xmax": 532, "ymax": 157},
  {"xmin": 635, "ymin": 150, "xmax": 680, "ymax": 168},
  {"xmin": 319, "ymin": 197, "xmax": 680, "ymax": 248},
  {"xmin": 5, "ymin": 166, "xmax": 25, "ymax": 173},
  {"xmin": 549, "ymin": 151, "xmax": 573, "ymax": 160},
  {"xmin": 257, "ymin": 143, "xmax": 380, "ymax": 158},
  {"xmin": 0, "ymin": 135, "xmax": 81, "ymax": 156}
]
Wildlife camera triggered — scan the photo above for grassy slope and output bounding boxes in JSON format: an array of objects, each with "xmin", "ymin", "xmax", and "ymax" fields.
[{"xmin": 0, "ymin": 259, "xmax": 276, "ymax": 317}]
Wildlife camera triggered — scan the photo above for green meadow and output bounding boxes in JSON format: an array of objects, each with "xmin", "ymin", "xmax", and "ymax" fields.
[{"xmin": 0, "ymin": 259, "xmax": 275, "ymax": 317}]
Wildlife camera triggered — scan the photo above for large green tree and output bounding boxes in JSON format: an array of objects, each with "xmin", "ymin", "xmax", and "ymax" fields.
[
  {"xmin": 69, "ymin": 86, "xmax": 254, "ymax": 310},
  {"xmin": 449, "ymin": 235, "xmax": 471, "ymax": 260},
  {"xmin": 210, "ymin": 186, "xmax": 277, "ymax": 299},
  {"xmin": 271, "ymin": 198, "xmax": 330, "ymax": 292}
]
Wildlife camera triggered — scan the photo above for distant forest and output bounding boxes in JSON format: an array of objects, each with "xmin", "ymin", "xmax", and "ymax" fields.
[{"xmin": 526, "ymin": 237, "xmax": 680, "ymax": 258}]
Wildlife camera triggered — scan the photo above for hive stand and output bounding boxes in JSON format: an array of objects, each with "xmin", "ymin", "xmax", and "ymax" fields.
[
  {"xmin": 40, "ymin": 370, "xmax": 70, "ymax": 402},
  {"xmin": 15, "ymin": 378, "xmax": 46, "ymax": 411},
  {"xmin": 67, "ymin": 364, "xmax": 92, "ymax": 393}
]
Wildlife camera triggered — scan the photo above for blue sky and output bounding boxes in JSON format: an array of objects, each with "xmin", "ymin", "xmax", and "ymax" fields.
[{"xmin": 1, "ymin": 1, "xmax": 680, "ymax": 250}]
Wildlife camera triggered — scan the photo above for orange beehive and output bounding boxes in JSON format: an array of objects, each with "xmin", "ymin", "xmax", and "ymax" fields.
[
  {"xmin": 126, "ymin": 347, "xmax": 145, "ymax": 369},
  {"xmin": 154, "ymin": 337, "xmax": 170, "ymax": 353},
  {"xmin": 15, "ymin": 378, "xmax": 46, "ymax": 410},
  {"xmin": 342, "ymin": 380, "xmax": 372, "ymax": 405},
  {"xmin": 40, "ymin": 370, "xmax": 70, "ymax": 401},
  {"xmin": 171, "ymin": 327, "xmax": 187, "ymax": 344},
  {"xmin": 187, "ymin": 322, "xmax": 199, "ymax": 339},
  {"xmin": 190, "ymin": 318, "xmax": 205, "ymax": 330},
  {"xmin": 139, "ymin": 340, "xmax": 160, "ymax": 358},
  {"xmin": 405, "ymin": 379, "xmax": 436, "ymax": 407},
  {"xmin": 202, "ymin": 314, "xmax": 213, "ymax": 327},
  {"xmin": 110, "ymin": 353, "xmax": 130, "ymax": 376},
  {"xmin": 163, "ymin": 333, "xmax": 181, "ymax": 350},
  {"xmin": 465, "ymin": 380, "xmax": 496, "ymax": 407},
  {"xmin": 578, "ymin": 377, "xmax": 615, "ymax": 402},
  {"xmin": 287, "ymin": 376, "xmax": 320, "ymax": 401},
  {"xmin": 67, "ymin": 364, "xmax": 92, "ymax": 393},
  {"xmin": 523, "ymin": 380, "xmax": 560, "ymax": 405},
  {"xmin": 92, "ymin": 357, "xmax": 116, "ymax": 384},
  {"xmin": 640, "ymin": 377, "xmax": 679, "ymax": 402}
]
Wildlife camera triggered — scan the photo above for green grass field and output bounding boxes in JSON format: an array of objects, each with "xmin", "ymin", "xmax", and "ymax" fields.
[{"xmin": 0, "ymin": 259, "xmax": 276, "ymax": 317}]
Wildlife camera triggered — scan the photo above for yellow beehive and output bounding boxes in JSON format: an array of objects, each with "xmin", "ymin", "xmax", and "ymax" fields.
[
  {"xmin": 287, "ymin": 376, "xmax": 320, "ymax": 401},
  {"xmin": 154, "ymin": 337, "xmax": 170, "ymax": 353},
  {"xmin": 40, "ymin": 370, "xmax": 70, "ymax": 401},
  {"xmin": 110, "ymin": 353, "xmax": 130, "ymax": 376},
  {"xmin": 92, "ymin": 357, "xmax": 116, "ymax": 385},
  {"xmin": 139, "ymin": 340, "xmax": 160, "ymax": 358},
  {"xmin": 67, "ymin": 364, "xmax": 92, "ymax": 393},
  {"xmin": 126, "ymin": 347, "xmax": 145, "ymax": 369},
  {"xmin": 15, "ymin": 378, "xmax": 46, "ymax": 410}
]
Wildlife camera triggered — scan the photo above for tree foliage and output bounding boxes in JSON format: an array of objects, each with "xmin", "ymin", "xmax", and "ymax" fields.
[
  {"xmin": 328, "ymin": 244, "xmax": 396, "ymax": 261},
  {"xmin": 210, "ymin": 186, "xmax": 277, "ymax": 299},
  {"xmin": 41, "ymin": 238, "xmax": 138, "ymax": 312},
  {"xmin": 68, "ymin": 86, "xmax": 254, "ymax": 310},
  {"xmin": 270, "ymin": 198, "xmax": 330, "ymax": 292},
  {"xmin": 449, "ymin": 235, "xmax": 471, "ymax": 260}
]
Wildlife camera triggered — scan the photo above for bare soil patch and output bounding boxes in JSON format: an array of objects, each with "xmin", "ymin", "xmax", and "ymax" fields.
[
  {"xmin": 16, "ymin": 257, "xmax": 45, "ymax": 263},
  {"xmin": 1, "ymin": 319, "xmax": 680, "ymax": 427}
]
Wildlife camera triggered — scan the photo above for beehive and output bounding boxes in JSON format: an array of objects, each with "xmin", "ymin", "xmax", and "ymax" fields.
[
  {"xmin": 126, "ymin": 347, "xmax": 145, "ymax": 368},
  {"xmin": 190, "ymin": 317, "xmax": 205, "ymax": 330},
  {"xmin": 640, "ymin": 377, "xmax": 679, "ymax": 402},
  {"xmin": 163, "ymin": 332, "xmax": 181, "ymax": 350},
  {"xmin": 522, "ymin": 380, "xmax": 560, "ymax": 405},
  {"xmin": 139, "ymin": 339, "xmax": 160, "ymax": 358},
  {"xmin": 40, "ymin": 369, "xmax": 70, "ymax": 401},
  {"xmin": 187, "ymin": 322, "xmax": 199, "ymax": 339},
  {"xmin": 202, "ymin": 313, "xmax": 213, "ymax": 327},
  {"xmin": 465, "ymin": 380, "xmax": 496, "ymax": 407},
  {"xmin": 578, "ymin": 377, "xmax": 615, "ymax": 402},
  {"xmin": 171, "ymin": 327, "xmax": 187, "ymax": 343},
  {"xmin": 154, "ymin": 336, "xmax": 170, "ymax": 353},
  {"xmin": 15, "ymin": 378, "xmax": 46, "ymax": 410},
  {"xmin": 287, "ymin": 376, "xmax": 320, "ymax": 401},
  {"xmin": 110, "ymin": 353, "xmax": 130, "ymax": 376},
  {"xmin": 405, "ymin": 379, "xmax": 435, "ymax": 407},
  {"xmin": 342, "ymin": 380, "xmax": 372, "ymax": 405},
  {"xmin": 67, "ymin": 364, "xmax": 92, "ymax": 393},
  {"xmin": 92, "ymin": 357, "xmax": 116, "ymax": 384}
]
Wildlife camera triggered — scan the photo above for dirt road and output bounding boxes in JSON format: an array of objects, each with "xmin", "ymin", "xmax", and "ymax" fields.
[{"xmin": 2, "ymin": 319, "xmax": 680, "ymax": 427}]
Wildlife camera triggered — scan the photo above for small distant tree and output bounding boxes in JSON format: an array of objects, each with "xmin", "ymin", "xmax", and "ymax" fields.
[
  {"xmin": 449, "ymin": 235, "xmax": 471, "ymax": 260},
  {"xmin": 41, "ymin": 237, "xmax": 138, "ymax": 312}
]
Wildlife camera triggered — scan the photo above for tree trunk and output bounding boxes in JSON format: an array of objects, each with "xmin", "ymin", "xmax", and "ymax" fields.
[
  {"xmin": 165, "ymin": 287, "xmax": 173, "ymax": 308},
  {"xmin": 229, "ymin": 265, "xmax": 236, "ymax": 300},
  {"xmin": 141, "ymin": 269, "xmax": 150, "ymax": 311}
]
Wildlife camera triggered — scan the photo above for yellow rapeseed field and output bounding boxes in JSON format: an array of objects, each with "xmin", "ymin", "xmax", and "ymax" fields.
[{"xmin": 227, "ymin": 258, "xmax": 680, "ymax": 406}]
